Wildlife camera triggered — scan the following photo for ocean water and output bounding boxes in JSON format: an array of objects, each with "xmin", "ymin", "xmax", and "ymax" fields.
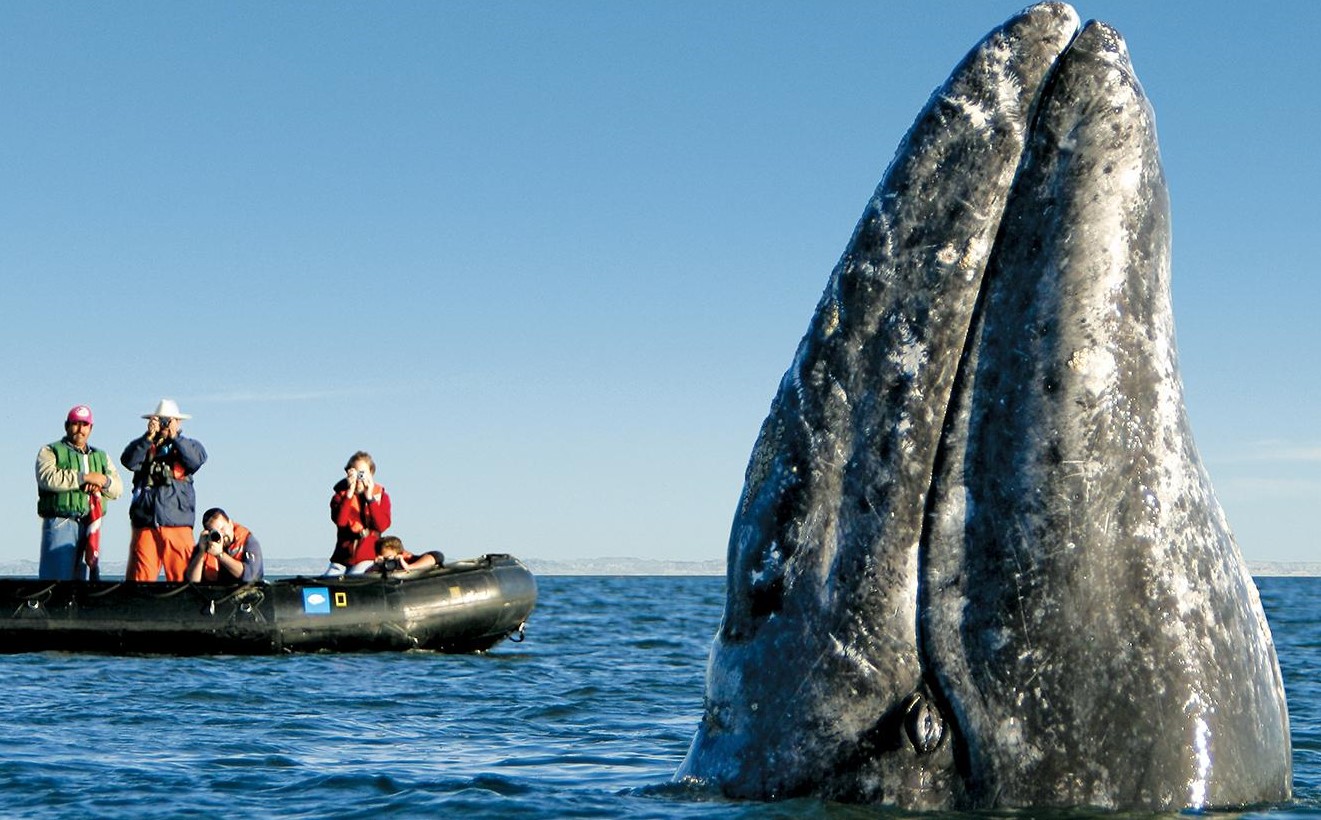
[{"xmin": 0, "ymin": 575, "xmax": 1316, "ymax": 819}]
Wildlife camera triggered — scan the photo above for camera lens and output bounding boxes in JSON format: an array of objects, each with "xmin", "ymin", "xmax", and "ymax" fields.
[{"xmin": 207, "ymin": 530, "xmax": 223, "ymax": 543}]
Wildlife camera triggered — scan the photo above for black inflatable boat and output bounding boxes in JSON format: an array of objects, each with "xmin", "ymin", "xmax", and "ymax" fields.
[{"xmin": 0, "ymin": 554, "xmax": 536, "ymax": 655}]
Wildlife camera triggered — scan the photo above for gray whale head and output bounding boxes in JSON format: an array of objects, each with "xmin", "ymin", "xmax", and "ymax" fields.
[{"xmin": 676, "ymin": 2, "xmax": 1292, "ymax": 811}]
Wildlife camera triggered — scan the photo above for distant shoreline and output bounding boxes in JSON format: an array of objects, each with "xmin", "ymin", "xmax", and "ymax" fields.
[
  {"xmin": 1242, "ymin": 562, "xmax": 1321, "ymax": 578},
  {"xmin": 0, "ymin": 557, "xmax": 1314, "ymax": 578}
]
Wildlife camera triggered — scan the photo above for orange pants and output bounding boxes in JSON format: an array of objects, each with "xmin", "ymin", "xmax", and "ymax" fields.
[{"xmin": 127, "ymin": 526, "xmax": 195, "ymax": 582}]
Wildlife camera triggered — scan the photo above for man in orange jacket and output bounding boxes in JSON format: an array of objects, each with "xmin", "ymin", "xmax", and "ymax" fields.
[
  {"xmin": 121, "ymin": 399, "xmax": 207, "ymax": 581},
  {"xmin": 185, "ymin": 507, "xmax": 264, "ymax": 584}
]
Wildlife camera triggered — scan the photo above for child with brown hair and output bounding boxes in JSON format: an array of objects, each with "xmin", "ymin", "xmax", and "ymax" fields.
[{"xmin": 370, "ymin": 535, "xmax": 444, "ymax": 575}]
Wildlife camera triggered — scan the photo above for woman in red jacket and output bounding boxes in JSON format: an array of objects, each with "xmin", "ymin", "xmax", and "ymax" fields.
[{"xmin": 324, "ymin": 450, "xmax": 392, "ymax": 576}]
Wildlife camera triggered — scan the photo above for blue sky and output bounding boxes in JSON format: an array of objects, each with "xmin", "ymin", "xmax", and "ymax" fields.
[{"xmin": 2, "ymin": 2, "xmax": 1317, "ymax": 567}]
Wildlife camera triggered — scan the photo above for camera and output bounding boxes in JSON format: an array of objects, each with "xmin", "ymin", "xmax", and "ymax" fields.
[
  {"xmin": 206, "ymin": 530, "xmax": 223, "ymax": 543},
  {"xmin": 147, "ymin": 460, "xmax": 173, "ymax": 487},
  {"xmin": 356, "ymin": 470, "xmax": 367, "ymax": 481}
]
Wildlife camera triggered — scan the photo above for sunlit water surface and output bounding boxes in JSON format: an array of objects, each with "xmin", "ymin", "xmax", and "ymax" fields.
[{"xmin": 1, "ymin": 575, "xmax": 1316, "ymax": 818}]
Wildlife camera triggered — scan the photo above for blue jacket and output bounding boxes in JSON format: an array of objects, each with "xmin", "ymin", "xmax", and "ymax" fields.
[{"xmin": 121, "ymin": 435, "xmax": 208, "ymax": 528}]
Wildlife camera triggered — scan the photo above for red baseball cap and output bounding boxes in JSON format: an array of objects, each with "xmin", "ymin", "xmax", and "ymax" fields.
[{"xmin": 66, "ymin": 405, "xmax": 94, "ymax": 424}]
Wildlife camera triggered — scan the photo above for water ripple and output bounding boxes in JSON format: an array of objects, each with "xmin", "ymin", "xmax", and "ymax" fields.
[{"xmin": 0, "ymin": 576, "xmax": 1315, "ymax": 818}]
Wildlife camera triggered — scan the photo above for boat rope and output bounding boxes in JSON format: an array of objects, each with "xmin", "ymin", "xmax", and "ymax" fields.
[
  {"xmin": 9, "ymin": 585, "xmax": 54, "ymax": 617},
  {"xmin": 13, "ymin": 600, "xmax": 42, "ymax": 617},
  {"xmin": 235, "ymin": 589, "xmax": 267, "ymax": 623},
  {"xmin": 195, "ymin": 585, "xmax": 267, "ymax": 621},
  {"xmin": 508, "ymin": 622, "xmax": 527, "ymax": 643},
  {"xmin": 207, "ymin": 583, "xmax": 260, "ymax": 606},
  {"xmin": 381, "ymin": 621, "xmax": 418, "ymax": 648},
  {"xmin": 145, "ymin": 583, "xmax": 199, "ymax": 599},
  {"xmin": 9, "ymin": 584, "xmax": 57, "ymax": 618}
]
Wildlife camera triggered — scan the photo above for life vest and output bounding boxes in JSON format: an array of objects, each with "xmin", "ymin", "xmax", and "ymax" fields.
[
  {"xmin": 37, "ymin": 440, "xmax": 110, "ymax": 519},
  {"xmin": 199, "ymin": 524, "xmax": 253, "ymax": 582}
]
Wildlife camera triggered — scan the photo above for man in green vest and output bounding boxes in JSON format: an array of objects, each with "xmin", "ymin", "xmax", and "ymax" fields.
[{"xmin": 35, "ymin": 404, "xmax": 124, "ymax": 579}]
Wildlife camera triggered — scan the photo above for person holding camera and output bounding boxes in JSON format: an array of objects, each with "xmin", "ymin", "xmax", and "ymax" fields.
[
  {"xmin": 324, "ymin": 450, "xmax": 392, "ymax": 576},
  {"xmin": 186, "ymin": 507, "xmax": 263, "ymax": 584},
  {"xmin": 367, "ymin": 535, "xmax": 443, "ymax": 576},
  {"xmin": 121, "ymin": 399, "xmax": 208, "ymax": 582}
]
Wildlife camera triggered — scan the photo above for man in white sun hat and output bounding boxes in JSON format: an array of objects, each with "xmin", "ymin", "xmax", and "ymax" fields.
[
  {"xmin": 121, "ymin": 399, "xmax": 208, "ymax": 581},
  {"xmin": 35, "ymin": 404, "xmax": 124, "ymax": 580}
]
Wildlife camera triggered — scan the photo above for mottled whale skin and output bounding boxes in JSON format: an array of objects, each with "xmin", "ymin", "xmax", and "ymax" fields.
[{"xmin": 677, "ymin": 2, "xmax": 1291, "ymax": 811}]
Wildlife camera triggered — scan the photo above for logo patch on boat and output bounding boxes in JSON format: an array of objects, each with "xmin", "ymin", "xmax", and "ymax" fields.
[{"xmin": 303, "ymin": 588, "xmax": 331, "ymax": 615}]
